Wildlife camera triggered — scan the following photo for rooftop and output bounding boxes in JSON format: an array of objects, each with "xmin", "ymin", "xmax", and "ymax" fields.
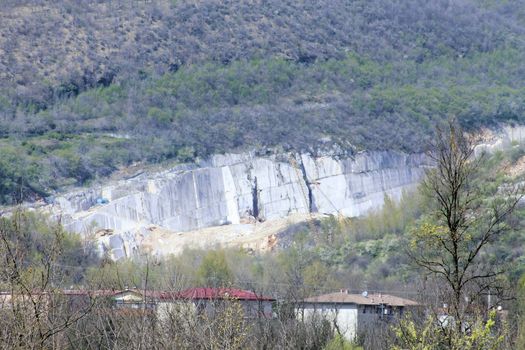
[
  {"xmin": 109, "ymin": 287, "xmax": 275, "ymax": 302},
  {"xmin": 1, "ymin": 287, "xmax": 275, "ymax": 302},
  {"xmin": 175, "ymin": 287, "xmax": 275, "ymax": 302},
  {"xmin": 303, "ymin": 291, "xmax": 418, "ymax": 307}
]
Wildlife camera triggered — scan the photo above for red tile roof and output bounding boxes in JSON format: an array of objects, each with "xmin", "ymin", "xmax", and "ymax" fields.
[{"xmin": 175, "ymin": 288, "xmax": 275, "ymax": 301}]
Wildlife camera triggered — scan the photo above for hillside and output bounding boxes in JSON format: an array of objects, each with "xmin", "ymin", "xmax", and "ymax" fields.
[
  {"xmin": 2, "ymin": 0, "xmax": 525, "ymax": 203},
  {"xmin": 2, "ymin": 0, "xmax": 519, "ymax": 106}
]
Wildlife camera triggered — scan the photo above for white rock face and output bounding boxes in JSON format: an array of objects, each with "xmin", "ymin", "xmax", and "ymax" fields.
[
  {"xmin": 41, "ymin": 151, "xmax": 430, "ymax": 259},
  {"xmin": 301, "ymin": 152, "xmax": 428, "ymax": 217},
  {"xmin": 474, "ymin": 125, "xmax": 525, "ymax": 156}
]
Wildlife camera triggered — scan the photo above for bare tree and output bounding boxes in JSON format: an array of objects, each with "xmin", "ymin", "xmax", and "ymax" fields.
[
  {"xmin": 0, "ymin": 210, "xmax": 95, "ymax": 350},
  {"xmin": 409, "ymin": 120, "xmax": 521, "ymax": 340}
]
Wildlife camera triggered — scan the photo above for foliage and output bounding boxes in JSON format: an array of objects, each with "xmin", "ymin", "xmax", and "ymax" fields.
[
  {"xmin": 0, "ymin": 210, "xmax": 98, "ymax": 349},
  {"xmin": 324, "ymin": 334, "xmax": 363, "ymax": 350},
  {"xmin": 197, "ymin": 250, "xmax": 234, "ymax": 287},
  {"xmin": 516, "ymin": 274, "xmax": 525, "ymax": 348},
  {"xmin": 201, "ymin": 298, "xmax": 252, "ymax": 350},
  {"xmin": 391, "ymin": 311, "xmax": 505, "ymax": 350},
  {"xmin": 0, "ymin": 210, "xmax": 99, "ymax": 286},
  {"xmin": 1, "ymin": 0, "xmax": 521, "ymax": 112}
]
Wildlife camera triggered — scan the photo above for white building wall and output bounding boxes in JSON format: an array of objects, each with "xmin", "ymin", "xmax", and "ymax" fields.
[{"xmin": 301, "ymin": 303, "xmax": 359, "ymax": 341}]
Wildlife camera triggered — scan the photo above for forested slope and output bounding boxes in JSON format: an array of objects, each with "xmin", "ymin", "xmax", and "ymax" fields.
[{"xmin": 2, "ymin": 0, "xmax": 525, "ymax": 203}]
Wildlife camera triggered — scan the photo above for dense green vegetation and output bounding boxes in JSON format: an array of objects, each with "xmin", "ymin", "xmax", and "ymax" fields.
[
  {"xmin": 3, "ymin": 50, "xmax": 525, "ymax": 203},
  {"xmin": 0, "ymin": 210, "xmax": 99, "ymax": 287},
  {"xmin": 2, "ymin": 0, "xmax": 520, "ymax": 109},
  {"xmin": 2, "ymin": 0, "xmax": 525, "ymax": 203}
]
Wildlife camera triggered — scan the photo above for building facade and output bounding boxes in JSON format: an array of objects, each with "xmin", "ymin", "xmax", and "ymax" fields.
[{"xmin": 299, "ymin": 290, "xmax": 418, "ymax": 341}]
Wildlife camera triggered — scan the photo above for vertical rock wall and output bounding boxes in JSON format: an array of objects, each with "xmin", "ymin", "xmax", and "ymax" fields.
[{"xmin": 52, "ymin": 151, "xmax": 429, "ymax": 239}]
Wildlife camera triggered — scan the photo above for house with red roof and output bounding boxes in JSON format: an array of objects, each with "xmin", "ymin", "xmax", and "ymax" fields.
[
  {"xmin": 107, "ymin": 287, "xmax": 275, "ymax": 319},
  {"xmin": 1, "ymin": 287, "xmax": 275, "ymax": 321},
  {"xmin": 163, "ymin": 287, "xmax": 275, "ymax": 319}
]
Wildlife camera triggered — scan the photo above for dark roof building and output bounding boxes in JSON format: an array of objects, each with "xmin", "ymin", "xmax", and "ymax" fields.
[
  {"xmin": 303, "ymin": 291, "xmax": 418, "ymax": 307},
  {"xmin": 300, "ymin": 290, "xmax": 419, "ymax": 341}
]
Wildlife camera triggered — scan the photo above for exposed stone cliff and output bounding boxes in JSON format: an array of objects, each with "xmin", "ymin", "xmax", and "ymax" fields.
[
  {"xmin": 40, "ymin": 151, "xmax": 429, "ymax": 259},
  {"xmin": 35, "ymin": 124, "xmax": 525, "ymax": 259}
]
